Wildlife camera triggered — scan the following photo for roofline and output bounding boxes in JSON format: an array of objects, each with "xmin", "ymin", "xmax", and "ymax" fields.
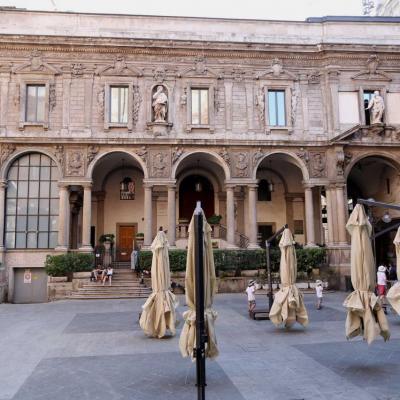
[{"xmin": 2, "ymin": 7, "xmax": 400, "ymax": 25}]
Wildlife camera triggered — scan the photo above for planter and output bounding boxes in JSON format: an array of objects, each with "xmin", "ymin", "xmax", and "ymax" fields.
[{"xmin": 241, "ymin": 269, "xmax": 259, "ymax": 277}]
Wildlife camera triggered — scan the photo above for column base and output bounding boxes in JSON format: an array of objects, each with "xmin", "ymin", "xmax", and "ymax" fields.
[
  {"xmin": 304, "ymin": 243, "xmax": 318, "ymax": 248},
  {"xmin": 78, "ymin": 246, "xmax": 93, "ymax": 253},
  {"xmin": 247, "ymin": 243, "xmax": 261, "ymax": 250},
  {"xmin": 55, "ymin": 246, "xmax": 68, "ymax": 252}
]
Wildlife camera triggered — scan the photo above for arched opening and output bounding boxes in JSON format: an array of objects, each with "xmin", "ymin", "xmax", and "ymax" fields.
[
  {"xmin": 255, "ymin": 153, "xmax": 312, "ymax": 247},
  {"xmin": 5, "ymin": 152, "xmax": 59, "ymax": 249},
  {"xmin": 347, "ymin": 155, "xmax": 400, "ymax": 265},
  {"xmin": 91, "ymin": 151, "xmax": 145, "ymax": 261},
  {"xmin": 179, "ymin": 175, "xmax": 215, "ymax": 220}
]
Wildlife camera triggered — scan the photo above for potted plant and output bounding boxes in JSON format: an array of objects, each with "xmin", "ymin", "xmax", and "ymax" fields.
[
  {"xmin": 99, "ymin": 234, "xmax": 115, "ymax": 250},
  {"xmin": 207, "ymin": 214, "xmax": 222, "ymax": 225}
]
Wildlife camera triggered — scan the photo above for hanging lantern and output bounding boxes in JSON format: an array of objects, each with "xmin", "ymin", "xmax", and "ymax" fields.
[
  {"xmin": 382, "ymin": 211, "xmax": 392, "ymax": 224},
  {"xmin": 120, "ymin": 177, "xmax": 135, "ymax": 200},
  {"xmin": 268, "ymin": 180, "xmax": 274, "ymax": 193},
  {"xmin": 195, "ymin": 181, "xmax": 203, "ymax": 192}
]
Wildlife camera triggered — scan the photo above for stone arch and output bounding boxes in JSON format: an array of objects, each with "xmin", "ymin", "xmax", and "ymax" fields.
[
  {"xmin": 172, "ymin": 150, "xmax": 231, "ymax": 181},
  {"xmin": 1, "ymin": 148, "xmax": 62, "ymax": 181},
  {"xmin": 86, "ymin": 149, "xmax": 148, "ymax": 179},
  {"xmin": 176, "ymin": 168, "xmax": 221, "ymax": 193},
  {"xmin": 253, "ymin": 150, "xmax": 310, "ymax": 181},
  {"xmin": 345, "ymin": 151, "xmax": 400, "ymax": 179}
]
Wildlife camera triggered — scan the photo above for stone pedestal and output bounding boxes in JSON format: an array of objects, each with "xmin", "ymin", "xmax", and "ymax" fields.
[{"xmin": 147, "ymin": 121, "xmax": 172, "ymax": 136}]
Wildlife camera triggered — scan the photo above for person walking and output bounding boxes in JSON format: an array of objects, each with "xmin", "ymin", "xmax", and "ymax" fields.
[
  {"xmin": 246, "ymin": 280, "xmax": 257, "ymax": 315},
  {"xmin": 377, "ymin": 265, "xmax": 388, "ymax": 314},
  {"xmin": 315, "ymin": 280, "xmax": 323, "ymax": 310}
]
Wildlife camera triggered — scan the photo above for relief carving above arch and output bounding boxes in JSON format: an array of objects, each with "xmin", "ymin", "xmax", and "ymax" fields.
[{"xmin": 66, "ymin": 149, "xmax": 85, "ymax": 176}]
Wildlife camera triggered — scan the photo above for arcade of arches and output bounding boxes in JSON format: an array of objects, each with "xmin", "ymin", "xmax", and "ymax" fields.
[{"xmin": 1, "ymin": 150, "xmax": 399, "ymax": 267}]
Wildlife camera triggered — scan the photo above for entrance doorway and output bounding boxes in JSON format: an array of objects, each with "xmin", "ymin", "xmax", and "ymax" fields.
[
  {"xmin": 179, "ymin": 175, "xmax": 215, "ymax": 220},
  {"xmin": 117, "ymin": 224, "xmax": 136, "ymax": 262},
  {"xmin": 258, "ymin": 224, "xmax": 275, "ymax": 248}
]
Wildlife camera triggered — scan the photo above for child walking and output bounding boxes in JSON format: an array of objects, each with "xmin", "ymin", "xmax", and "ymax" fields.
[
  {"xmin": 246, "ymin": 280, "xmax": 256, "ymax": 315},
  {"xmin": 315, "ymin": 280, "xmax": 323, "ymax": 310}
]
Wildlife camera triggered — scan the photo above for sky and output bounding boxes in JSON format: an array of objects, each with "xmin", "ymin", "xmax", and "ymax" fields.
[{"xmin": 1, "ymin": 0, "xmax": 364, "ymax": 20}]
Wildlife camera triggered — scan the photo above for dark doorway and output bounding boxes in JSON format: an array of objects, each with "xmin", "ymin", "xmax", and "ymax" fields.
[
  {"xmin": 258, "ymin": 224, "xmax": 274, "ymax": 248},
  {"xmin": 179, "ymin": 175, "xmax": 214, "ymax": 220}
]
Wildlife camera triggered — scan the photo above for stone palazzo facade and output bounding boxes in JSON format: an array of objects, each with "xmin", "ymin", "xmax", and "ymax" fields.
[{"xmin": 1, "ymin": 9, "xmax": 400, "ymax": 300}]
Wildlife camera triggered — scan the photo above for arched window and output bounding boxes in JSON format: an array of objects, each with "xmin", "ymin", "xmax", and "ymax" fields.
[
  {"xmin": 5, "ymin": 153, "xmax": 59, "ymax": 249},
  {"xmin": 258, "ymin": 179, "xmax": 271, "ymax": 201}
]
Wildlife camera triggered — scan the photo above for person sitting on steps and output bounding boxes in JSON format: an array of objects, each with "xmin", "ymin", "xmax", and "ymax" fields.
[{"xmin": 102, "ymin": 266, "xmax": 113, "ymax": 286}]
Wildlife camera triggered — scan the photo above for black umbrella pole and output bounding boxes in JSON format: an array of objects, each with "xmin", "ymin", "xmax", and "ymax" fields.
[
  {"xmin": 194, "ymin": 208, "xmax": 206, "ymax": 400},
  {"xmin": 265, "ymin": 241, "xmax": 273, "ymax": 311}
]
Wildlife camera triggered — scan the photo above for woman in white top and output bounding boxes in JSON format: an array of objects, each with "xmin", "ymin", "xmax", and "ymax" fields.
[
  {"xmin": 315, "ymin": 280, "xmax": 323, "ymax": 310},
  {"xmin": 246, "ymin": 280, "xmax": 256, "ymax": 314}
]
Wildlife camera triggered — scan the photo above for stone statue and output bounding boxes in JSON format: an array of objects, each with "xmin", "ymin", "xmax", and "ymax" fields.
[
  {"xmin": 152, "ymin": 85, "xmax": 168, "ymax": 122},
  {"xmin": 291, "ymin": 87, "xmax": 299, "ymax": 126},
  {"xmin": 256, "ymin": 88, "xmax": 265, "ymax": 123},
  {"xmin": 366, "ymin": 90, "xmax": 385, "ymax": 124}
]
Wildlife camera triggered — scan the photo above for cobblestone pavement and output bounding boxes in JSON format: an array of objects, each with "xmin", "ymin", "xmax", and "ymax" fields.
[{"xmin": 1, "ymin": 292, "xmax": 399, "ymax": 400}]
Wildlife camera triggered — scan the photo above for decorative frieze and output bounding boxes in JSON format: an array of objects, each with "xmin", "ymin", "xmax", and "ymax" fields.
[
  {"xmin": 87, "ymin": 145, "xmax": 99, "ymax": 165},
  {"xmin": 172, "ymin": 147, "xmax": 184, "ymax": 164},
  {"xmin": 232, "ymin": 152, "xmax": 250, "ymax": 177},
  {"xmin": 150, "ymin": 151, "xmax": 170, "ymax": 178},
  {"xmin": 309, "ymin": 152, "xmax": 326, "ymax": 178}
]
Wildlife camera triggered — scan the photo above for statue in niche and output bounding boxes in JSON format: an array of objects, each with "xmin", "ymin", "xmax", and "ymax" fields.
[
  {"xmin": 152, "ymin": 85, "xmax": 168, "ymax": 122},
  {"xmin": 365, "ymin": 90, "xmax": 385, "ymax": 124}
]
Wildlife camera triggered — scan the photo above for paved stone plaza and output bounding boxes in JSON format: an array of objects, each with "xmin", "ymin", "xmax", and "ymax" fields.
[{"xmin": 0, "ymin": 293, "xmax": 399, "ymax": 400}]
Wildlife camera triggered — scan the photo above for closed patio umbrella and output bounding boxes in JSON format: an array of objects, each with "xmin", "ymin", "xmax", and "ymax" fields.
[
  {"xmin": 139, "ymin": 230, "xmax": 178, "ymax": 338},
  {"xmin": 343, "ymin": 204, "xmax": 390, "ymax": 344},
  {"xmin": 179, "ymin": 210, "xmax": 219, "ymax": 360},
  {"xmin": 269, "ymin": 228, "xmax": 309, "ymax": 328},
  {"xmin": 387, "ymin": 227, "xmax": 400, "ymax": 315}
]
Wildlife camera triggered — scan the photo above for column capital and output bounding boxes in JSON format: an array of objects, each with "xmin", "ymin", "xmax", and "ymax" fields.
[
  {"xmin": 82, "ymin": 181, "xmax": 93, "ymax": 190},
  {"xmin": 167, "ymin": 184, "xmax": 176, "ymax": 190},
  {"xmin": 303, "ymin": 184, "xmax": 314, "ymax": 190},
  {"xmin": 57, "ymin": 182, "xmax": 70, "ymax": 190},
  {"xmin": 247, "ymin": 184, "xmax": 258, "ymax": 190},
  {"xmin": 334, "ymin": 183, "xmax": 346, "ymax": 189},
  {"xmin": 225, "ymin": 183, "xmax": 236, "ymax": 190}
]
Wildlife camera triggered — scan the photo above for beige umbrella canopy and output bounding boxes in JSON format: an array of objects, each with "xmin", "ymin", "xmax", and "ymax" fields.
[
  {"xmin": 269, "ymin": 228, "xmax": 309, "ymax": 328},
  {"xmin": 139, "ymin": 230, "xmax": 178, "ymax": 338},
  {"xmin": 179, "ymin": 210, "xmax": 219, "ymax": 360},
  {"xmin": 343, "ymin": 204, "xmax": 390, "ymax": 344},
  {"xmin": 387, "ymin": 226, "xmax": 400, "ymax": 315}
]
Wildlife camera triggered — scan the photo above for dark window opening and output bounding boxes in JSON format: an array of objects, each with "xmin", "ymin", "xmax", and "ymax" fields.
[{"xmin": 257, "ymin": 179, "xmax": 272, "ymax": 201}]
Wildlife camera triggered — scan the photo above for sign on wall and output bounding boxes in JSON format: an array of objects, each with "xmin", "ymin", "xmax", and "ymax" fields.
[{"xmin": 23, "ymin": 269, "xmax": 32, "ymax": 284}]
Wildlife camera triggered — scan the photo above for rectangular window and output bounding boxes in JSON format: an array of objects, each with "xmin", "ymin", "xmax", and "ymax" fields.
[
  {"xmin": 26, "ymin": 85, "xmax": 45, "ymax": 122},
  {"xmin": 268, "ymin": 90, "xmax": 286, "ymax": 126},
  {"xmin": 191, "ymin": 89, "xmax": 209, "ymax": 125},
  {"xmin": 110, "ymin": 86, "xmax": 128, "ymax": 124}
]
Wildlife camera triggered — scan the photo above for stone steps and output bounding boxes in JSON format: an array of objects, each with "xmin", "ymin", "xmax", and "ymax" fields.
[{"xmin": 69, "ymin": 270, "xmax": 151, "ymax": 300}]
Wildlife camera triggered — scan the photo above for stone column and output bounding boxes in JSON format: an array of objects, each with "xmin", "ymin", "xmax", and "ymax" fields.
[
  {"xmin": 167, "ymin": 185, "xmax": 176, "ymax": 247},
  {"xmin": 0, "ymin": 181, "xmax": 6, "ymax": 253},
  {"xmin": 79, "ymin": 183, "xmax": 93, "ymax": 251},
  {"xmin": 56, "ymin": 184, "xmax": 69, "ymax": 251},
  {"xmin": 247, "ymin": 185, "xmax": 259, "ymax": 249},
  {"xmin": 144, "ymin": 184, "xmax": 153, "ymax": 247},
  {"xmin": 226, "ymin": 185, "xmax": 236, "ymax": 247},
  {"xmin": 336, "ymin": 184, "xmax": 348, "ymax": 245},
  {"xmin": 304, "ymin": 185, "xmax": 316, "ymax": 247},
  {"xmin": 94, "ymin": 191, "xmax": 106, "ymax": 239},
  {"xmin": 325, "ymin": 187, "xmax": 335, "ymax": 246},
  {"xmin": 224, "ymin": 81, "xmax": 233, "ymax": 131}
]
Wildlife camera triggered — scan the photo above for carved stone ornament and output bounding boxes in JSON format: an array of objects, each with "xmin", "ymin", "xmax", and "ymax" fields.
[
  {"xmin": 291, "ymin": 87, "xmax": 299, "ymax": 126},
  {"xmin": 351, "ymin": 54, "xmax": 391, "ymax": 81},
  {"xmin": 132, "ymin": 85, "xmax": 142, "ymax": 124},
  {"xmin": 96, "ymin": 55, "xmax": 143, "ymax": 77},
  {"xmin": 66, "ymin": 150, "xmax": 85, "ymax": 176},
  {"xmin": 310, "ymin": 152, "xmax": 326, "ymax": 178},
  {"xmin": 172, "ymin": 147, "xmax": 184, "ymax": 164},
  {"xmin": 12, "ymin": 50, "xmax": 60, "ymax": 75},
  {"xmin": 214, "ymin": 87, "xmax": 221, "ymax": 112},
  {"xmin": 71, "ymin": 63, "xmax": 84, "ymax": 77},
  {"xmin": 0, "ymin": 144, "xmax": 16, "ymax": 166},
  {"xmin": 336, "ymin": 150, "xmax": 352, "ymax": 176},
  {"xmin": 53, "ymin": 145, "xmax": 64, "ymax": 168},
  {"xmin": 252, "ymin": 148, "xmax": 264, "ymax": 166},
  {"xmin": 219, "ymin": 147, "xmax": 231, "ymax": 166},
  {"xmin": 271, "ymin": 58, "xmax": 283, "ymax": 77},
  {"xmin": 257, "ymin": 58, "xmax": 297, "ymax": 81},
  {"xmin": 296, "ymin": 150, "xmax": 310, "ymax": 164},
  {"xmin": 87, "ymin": 145, "xmax": 99, "ymax": 165},
  {"xmin": 307, "ymin": 70, "xmax": 321, "ymax": 84},
  {"xmin": 14, "ymin": 83, "xmax": 20, "ymax": 107},
  {"xmin": 49, "ymin": 84, "xmax": 56, "ymax": 112},
  {"xmin": 151, "ymin": 151, "xmax": 169, "ymax": 178},
  {"xmin": 255, "ymin": 88, "xmax": 265, "ymax": 123},
  {"xmin": 180, "ymin": 87, "xmax": 187, "ymax": 106},
  {"xmin": 153, "ymin": 66, "xmax": 166, "ymax": 82},
  {"xmin": 233, "ymin": 68, "xmax": 245, "ymax": 82},
  {"xmin": 178, "ymin": 56, "xmax": 220, "ymax": 79},
  {"xmin": 136, "ymin": 146, "xmax": 148, "ymax": 163},
  {"xmin": 234, "ymin": 152, "xmax": 249, "ymax": 177},
  {"xmin": 97, "ymin": 88, "xmax": 105, "ymax": 119}
]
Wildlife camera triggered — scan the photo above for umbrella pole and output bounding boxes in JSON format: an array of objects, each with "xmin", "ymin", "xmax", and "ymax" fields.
[
  {"xmin": 265, "ymin": 241, "xmax": 273, "ymax": 311},
  {"xmin": 194, "ymin": 206, "xmax": 206, "ymax": 400}
]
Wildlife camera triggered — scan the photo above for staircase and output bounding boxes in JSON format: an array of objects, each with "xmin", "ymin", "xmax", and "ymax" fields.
[{"xmin": 69, "ymin": 266, "xmax": 152, "ymax": 300}]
